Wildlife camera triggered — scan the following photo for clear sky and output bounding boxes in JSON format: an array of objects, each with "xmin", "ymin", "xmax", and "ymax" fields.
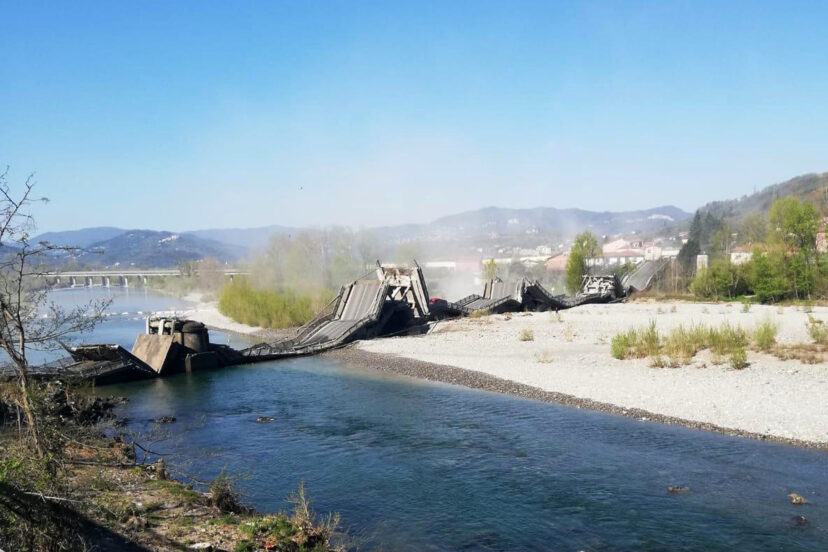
[{"xmin": 2, "ymin": 1, "xmax": 827, "ymax": 233}]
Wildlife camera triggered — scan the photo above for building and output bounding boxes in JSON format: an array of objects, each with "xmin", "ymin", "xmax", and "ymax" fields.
[
  {"xmin": 587, "ymin": 250, "xmax": 645, "ymax": 268},
  {"xmin": 545, "ymin": 253, "xmax": 569, "ymax": 272},
  {"xmin": 730, "ymin": 246, "xmax": 753, "ymax": 265}
]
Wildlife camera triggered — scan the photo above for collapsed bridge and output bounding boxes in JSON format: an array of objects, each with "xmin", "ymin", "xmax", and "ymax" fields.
[
  {"xmin": 5, "ymin": 259, "xmax": 661, "ymax": 385},
  {"xmin": 241, "ymin": 264, "xmax": 431, "ymax": 360},
  {"xmin": 437, "ymin": 274, "xmax": 624, "ymax": 316}
]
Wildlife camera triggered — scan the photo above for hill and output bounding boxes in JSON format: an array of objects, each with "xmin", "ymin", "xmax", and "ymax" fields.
[
  {"xmin": 34, "ymin": 226, "xmax": 126, "ymax": 248},
  {"xmin": 185, "ymin": 225, "xmax": 297, "ymax": 250},
  {"xmin": 429, "ymin": 205, "xmax": 689, "ymax": 237},
  {"xmin": 68, "ymin": 230, "xmax": 242, "ymax": 268},
  {"xmin": 698, "ymin": 172, "xmax": 828, "ymax": 222}
]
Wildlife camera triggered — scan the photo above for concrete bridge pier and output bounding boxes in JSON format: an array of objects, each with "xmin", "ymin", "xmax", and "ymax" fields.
[
  {"xmin": 104, "ymin": 276, "xmax": 111, "ymax": 288},
  {"xmin": 55, "ymin": 277, "xmax": 61, "ymax": 287},
  {"xmin": 85, "ymin": 277, "xmax": 93, "ymax": 287},
  {"xmin": 70, "ymin": 277, "xmax": 77, "ymax": 288},
  {"xmin": 121, "ymin": 275, "xmax": 129, "ymax": 288}
]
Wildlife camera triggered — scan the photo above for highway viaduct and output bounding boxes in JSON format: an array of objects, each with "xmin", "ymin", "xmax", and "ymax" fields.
[{"xmin": 41, "ymin": 269, "xmax": 248, "ymax": 288}]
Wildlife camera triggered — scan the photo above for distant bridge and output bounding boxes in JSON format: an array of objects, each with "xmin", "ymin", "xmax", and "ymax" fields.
[{"xmin": 41, "ymin": 268, "xmax": 247, "ymax": 288}]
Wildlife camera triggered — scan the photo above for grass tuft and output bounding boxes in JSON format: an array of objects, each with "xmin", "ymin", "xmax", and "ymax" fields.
[
  {"xmin": 807, "ymin": 315, "xmax": 828, "ymax": 345},
  {"xmin": 753, "ymin": 319, "xmax": 779, "ymax": 352},
  {"xmin": 729, "ymin": 347, "xmax": 748, "ymax": 370}
]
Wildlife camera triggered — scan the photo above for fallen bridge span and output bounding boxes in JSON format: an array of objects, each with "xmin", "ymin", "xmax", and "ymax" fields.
[{"xmin": 8, "ymin": 261, "xmax": 650, "ymax": 385}]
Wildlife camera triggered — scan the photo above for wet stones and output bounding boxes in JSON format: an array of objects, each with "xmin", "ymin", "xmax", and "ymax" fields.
[
  {"xmin": 255, "ymin": 416, "xmax": 275, "ymax": 423},
  {"xmin": 789, "ymin": 493, "xmax": 808, "ymax": 505},
  {"xmin": 156, "ymin": 415, "xmax": 176, "ymax": 424},
  {"xmin": 791, "ymin": 515, "xmax": 808, "ymax": 528}
]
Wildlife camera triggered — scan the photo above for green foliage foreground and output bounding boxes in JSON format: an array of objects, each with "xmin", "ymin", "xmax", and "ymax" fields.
[
  {"xmin": 218, "ymin": 279, "xmax": 335, "ymax": 329},
  {"xmin": 689, "ymin": 196, "xmax": 827, "ymax": 302}
]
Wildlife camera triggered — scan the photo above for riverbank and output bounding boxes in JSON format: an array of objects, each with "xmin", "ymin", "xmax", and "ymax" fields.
[
  {"xmin": 0, "ymin": 383, "xmax": 345, "ymax": 552},
  {"xmin": 180, "ymin": 294, "xmax": 828, "ymax": 447},
  {"xmin": 352, "ymin": 302, "xmax": 828, "ymax": 448}
]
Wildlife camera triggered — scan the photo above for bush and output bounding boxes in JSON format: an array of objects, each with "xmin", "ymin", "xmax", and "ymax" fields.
[
  {"xmin": 634, "ymin": 321, "xmax": 660, "ymax": 357},
  {"xmin": 613, "ymin": 321, "xmax": 753, "ymax": 366},
  {"xmin": 689, "ymin": 260, "xmax": 750, "ymax": 300},
  {"xmin": 610, "ymin": 321, "xmax": 659, "ymax": 359},
  {"xmin": 518, "ymin": 328, "xmax": 534, "ymax": 342},
  {"xmin": 610, "ymin": 331, "xmax": 634, "ymax": 359},
  {"xmin": 729, "ymin": 347, "xmax": 748, "ymax": 370},
  {"xmin": 218, "ymin": 279, "xmax": 334, "ymax": 329},
  {"xmin": 807, "ymin": 316, "xmax": 828, "ymax": 345},
  {"xmin": 753, "ymin": 319, "xmax": 779, "ymax": 351},
  {"xmin": 209, "ymin": 470, "xmax": 244, "ymax": 514},
  {"xmin": 709, "ymin": 323, "xmax": 748, "ymax": 357}
]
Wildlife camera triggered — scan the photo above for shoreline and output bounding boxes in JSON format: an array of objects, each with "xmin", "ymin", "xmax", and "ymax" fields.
[
  {"xmin": 180, "ymin": 295, "xmax": 828, "ymax": 450},
  {"xmin": 325, "ymin": 347, "xmax": 827, "ymax": 450},
  {"xmin": 356, "ymin": 303, "xmax": 828, "ymax": 448}
]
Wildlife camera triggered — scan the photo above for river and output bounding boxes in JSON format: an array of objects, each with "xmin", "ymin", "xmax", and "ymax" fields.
[{"xmin": 57, "ymin": 289, "xmax": 828, "ymax": 551}]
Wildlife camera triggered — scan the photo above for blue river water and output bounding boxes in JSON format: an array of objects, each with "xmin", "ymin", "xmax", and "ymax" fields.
[{"xmin": 59, "ymin": 289, "xmax": 828, "ymax": 551}]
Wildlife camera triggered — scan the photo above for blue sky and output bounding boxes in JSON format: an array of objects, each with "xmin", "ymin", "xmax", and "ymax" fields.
[{"xmin": 2, "ymin": 1, "xmax": 827, "ymax": 233}]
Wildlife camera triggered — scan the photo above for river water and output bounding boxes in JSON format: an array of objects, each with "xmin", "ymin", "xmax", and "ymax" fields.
[{"xmin": 58, "ymin": 289, "xmax": 828, "ymax": 551}]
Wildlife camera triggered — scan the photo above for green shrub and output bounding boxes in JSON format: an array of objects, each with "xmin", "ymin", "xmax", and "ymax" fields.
[
  {"xmin": 634, "ymin": 321, "xmax": 661, "ymax": 357},
  {"xmin": 807, "ymin": 315, "xmax": 828, "ymax": 345},
  {"xmin": 613, "ymin": 320, "xmax": 755, "ymax": 366},
  {"xmin": 709, "ymin": 323, "xmax": 748, "ymax": 357},
  {"xmin": 218, "ymin": 279, "xmax": 334, "ymax": 329},
  {"xmin": 662, "ymin": 325, "xmax": 698, "ymax": 364},
  {"xmin": 753, "ymin": 319, "xmax": 779, "ymax": 351},
  {"xmin": 729, "ymin": 347, "xmax": 748, "ymax": 370},
  {"xmin": 610, "ymin": 321, "xmax": 659, "ymax": 359},
  {"xmin": 610, "ymin": 331, "xmax": 634, "ymax": 359}
]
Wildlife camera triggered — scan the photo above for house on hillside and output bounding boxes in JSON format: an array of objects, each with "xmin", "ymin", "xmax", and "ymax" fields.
[
  {"xmin": 587, "ymin": 250, "xmax": 645, "ymax": 268},
  {"xmin": 730, "ymin": 246, "xmax": 753, "ymax": 265},
  {"xmin": 602, "ymin": 238, "xmax": 630, "ymax": 252},
  {"xmin": 546, "ymin": 253, "xmax": 569, "ymax": 272}
]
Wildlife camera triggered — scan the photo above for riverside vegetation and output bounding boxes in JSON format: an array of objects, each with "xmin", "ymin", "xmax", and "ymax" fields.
[
  {"xmin": 684, "ymin": 197, "xmax": 828, "ymax": 302},
  {"xmin": 0, "ymin": 382, "xmax": 346, "ymax": 552},
  {"xmin": 610, "ymin": 316, "xmax": 826, "ymax": 368},
  {"xmin": 0, "ymin": 172, "xmax": 346, "ymax": 551},
  {"xmin": 216, "ymin": 227, "xmax": 390, "ymax": 330},
  {"xmin": 218, "ymin": 279, "xmax": 335, "ymax": 329}
]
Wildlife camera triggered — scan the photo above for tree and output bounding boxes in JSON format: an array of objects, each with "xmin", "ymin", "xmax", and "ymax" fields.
[
  {"xmin": 709, "ymin": 226, "xmax": 734, "ymax": 259},
  {"xmin": 689, "ymin": 211, "xmax": 703, "ymax": 243},
  {"xmin": 482, "ymin": 258, "xmax": 498, "ymax": 280},
  {"xmin": 768, "ymin": 196, "xmax": 819, "ymax": 252},
  {"xmin": 739, "ymin": 213, "xmax": 768, "ymax": 246},
  {"xmin": 565, "ymin": 231, "xmax": 599, "ymax": 294},
  {"xmin": 676, "ymin": 238, "xmax": 700, "ymax": 276},
  {"xmin": 0, "ymin": 170, "xmax": 109, "ymax": 456},
  {"xmin": 751, "ymin": 249, "xmax": 789, "ymax": 303}
]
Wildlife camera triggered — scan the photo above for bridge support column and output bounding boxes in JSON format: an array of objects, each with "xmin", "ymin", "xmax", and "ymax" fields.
[
  {"xmin": 122, "ymin": 275, "xmax": 129, "ymax": 288},
  {"xmin": 70, "ymin": 277, "xmax": 77, "ymax": 288},
  {"xmin": 104, "ymin": 277, "xmax": 110, "ymax": 288},
  {"xmin": 55, "ymin": 277, "xmax": 61, "ymax": 286},
  {"xmin": 142, "ymin": 276, "xmax": 148, "ymax": 286},
  {"xmin": 85, "ymin": 277, "xmax": 93, "ymax": 287}
]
